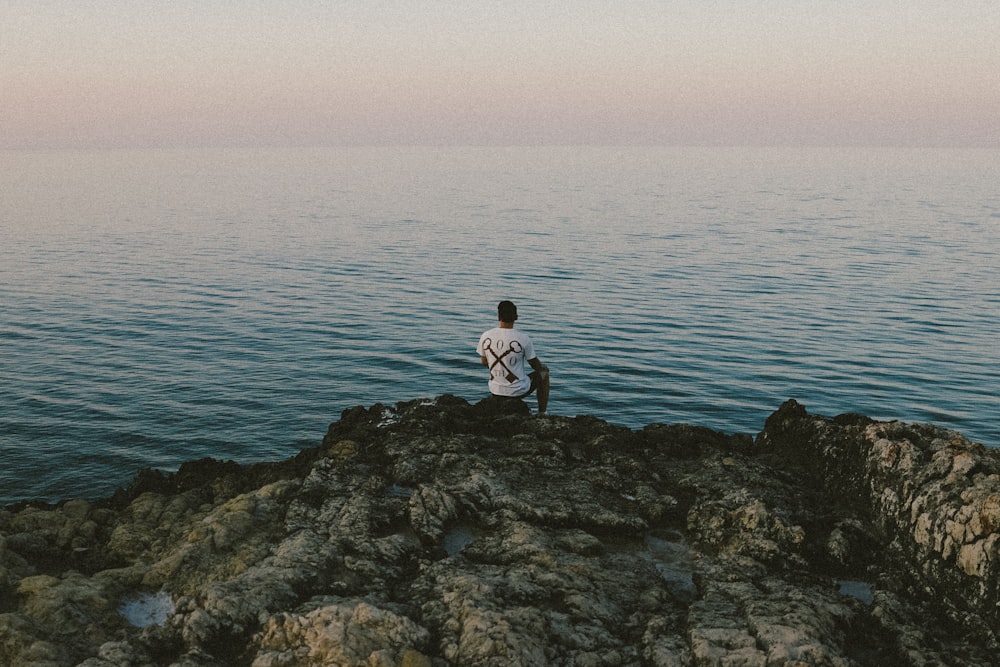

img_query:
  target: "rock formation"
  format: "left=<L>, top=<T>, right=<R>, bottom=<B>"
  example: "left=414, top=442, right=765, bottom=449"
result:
left=1, top=395, right=997, bottom=666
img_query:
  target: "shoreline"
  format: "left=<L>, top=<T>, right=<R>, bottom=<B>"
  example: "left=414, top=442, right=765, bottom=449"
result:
left=1, top=395, right=998, bottom=665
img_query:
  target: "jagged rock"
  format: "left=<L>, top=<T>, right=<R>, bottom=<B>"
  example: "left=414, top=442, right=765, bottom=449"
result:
left=252, top=598, right=431, bottom=667
left=758, top=399, right=1000, bottom=640
left=0, top=395, right=997, bottom=665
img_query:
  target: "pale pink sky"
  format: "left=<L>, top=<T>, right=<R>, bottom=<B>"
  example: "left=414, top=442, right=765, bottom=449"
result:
left=2, top=1, right=998, bottom=149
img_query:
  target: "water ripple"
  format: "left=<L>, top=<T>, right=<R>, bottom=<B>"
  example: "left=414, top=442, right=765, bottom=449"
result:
left=2, top=147, right=998, bottom=504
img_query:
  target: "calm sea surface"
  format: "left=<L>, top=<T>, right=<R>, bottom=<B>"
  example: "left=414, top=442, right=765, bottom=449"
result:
left=2, top=147, right=998, bottom=505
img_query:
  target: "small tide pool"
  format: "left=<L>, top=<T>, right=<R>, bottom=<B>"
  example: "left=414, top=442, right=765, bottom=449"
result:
left=119, top=591, right=175, bottom=628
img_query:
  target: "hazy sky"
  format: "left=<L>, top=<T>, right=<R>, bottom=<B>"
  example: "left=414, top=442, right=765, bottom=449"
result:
left=3, top=1, right=999, bottom=149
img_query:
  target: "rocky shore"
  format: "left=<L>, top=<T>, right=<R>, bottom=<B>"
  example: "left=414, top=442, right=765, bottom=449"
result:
left=2, top=396, right=998, bottom=666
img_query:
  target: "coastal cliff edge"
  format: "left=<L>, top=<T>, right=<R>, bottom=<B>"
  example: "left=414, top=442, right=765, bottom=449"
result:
left=1, top=396, right=997, bottom=666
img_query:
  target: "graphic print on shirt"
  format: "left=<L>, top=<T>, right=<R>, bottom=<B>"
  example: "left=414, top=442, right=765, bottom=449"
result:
left=481, top=338, right=522, bottom=383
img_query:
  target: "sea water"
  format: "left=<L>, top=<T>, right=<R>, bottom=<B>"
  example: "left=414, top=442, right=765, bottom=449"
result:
left=1, top=147, right=998, bottom=505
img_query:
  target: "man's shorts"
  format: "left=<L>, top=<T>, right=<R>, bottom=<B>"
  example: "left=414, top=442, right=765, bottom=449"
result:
left=492, top=371, right=540, bottom=400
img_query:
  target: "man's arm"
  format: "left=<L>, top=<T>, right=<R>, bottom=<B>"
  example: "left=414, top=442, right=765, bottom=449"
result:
left=528, top=357, right=548, bottom=375
left=480, top=355, right=489, bottom=367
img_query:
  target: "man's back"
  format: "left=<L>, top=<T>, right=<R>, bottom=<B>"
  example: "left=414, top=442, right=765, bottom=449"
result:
left=477, top=326, right=536, bottom=396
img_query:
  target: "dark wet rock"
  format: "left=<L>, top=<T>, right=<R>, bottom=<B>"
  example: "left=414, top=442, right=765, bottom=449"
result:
left=1, top=395, right=997, bottom=665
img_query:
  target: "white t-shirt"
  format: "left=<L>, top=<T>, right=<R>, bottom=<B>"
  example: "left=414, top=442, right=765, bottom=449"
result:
left=477, top=326, right=537, bottom=396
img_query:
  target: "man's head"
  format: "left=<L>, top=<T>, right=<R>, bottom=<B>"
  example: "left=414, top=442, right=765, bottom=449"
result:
left=497, top=300, right=518, bottom=324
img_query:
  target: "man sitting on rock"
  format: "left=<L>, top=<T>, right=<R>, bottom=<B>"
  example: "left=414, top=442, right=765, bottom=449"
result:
left=477, top=300, right=550, bottom=413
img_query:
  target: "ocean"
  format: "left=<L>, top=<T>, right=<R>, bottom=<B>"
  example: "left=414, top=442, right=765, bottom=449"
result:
left=2, top=147, right=998, bottom=505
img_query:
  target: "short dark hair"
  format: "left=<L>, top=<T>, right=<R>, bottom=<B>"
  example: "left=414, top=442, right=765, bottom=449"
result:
left=497, top=300, right=518, bottom=323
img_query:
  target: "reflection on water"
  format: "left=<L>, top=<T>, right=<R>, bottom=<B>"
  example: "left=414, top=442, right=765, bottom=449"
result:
left=837, top=579, right=874, bottom=605
left=385, top=484, right=415, bottom=499
left=443, top=522, right=479, bottom=556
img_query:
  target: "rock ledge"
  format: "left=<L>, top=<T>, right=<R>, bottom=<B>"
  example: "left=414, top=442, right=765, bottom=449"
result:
left=1, top=396, right=997, bottom=666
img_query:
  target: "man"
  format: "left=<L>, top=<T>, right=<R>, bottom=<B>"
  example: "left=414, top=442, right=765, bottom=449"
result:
left=477, top=300, right=550, bottom=413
